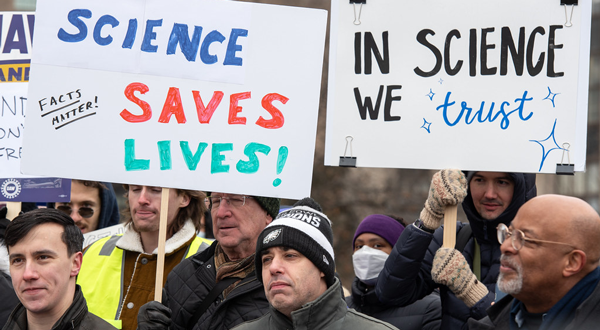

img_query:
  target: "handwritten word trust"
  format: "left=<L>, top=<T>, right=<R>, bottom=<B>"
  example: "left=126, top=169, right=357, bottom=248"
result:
left=436, top=90, right=534, bottom=129
left=57, top=9, right=247, bottom=65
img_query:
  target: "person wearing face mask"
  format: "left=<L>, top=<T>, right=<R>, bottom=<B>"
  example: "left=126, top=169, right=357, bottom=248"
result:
left=347, top=214, right=442, bottom=330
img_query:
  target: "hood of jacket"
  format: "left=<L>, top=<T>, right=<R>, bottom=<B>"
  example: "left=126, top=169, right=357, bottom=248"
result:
left=96, top=182, right=120, bottom=230
left=462, top=172, right=537, bottom=243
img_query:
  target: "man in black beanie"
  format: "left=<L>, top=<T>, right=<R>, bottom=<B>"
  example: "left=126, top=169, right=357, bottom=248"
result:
left=232, top=198, right=398, bottom=330
left=138, top=193, right=280, bottom=330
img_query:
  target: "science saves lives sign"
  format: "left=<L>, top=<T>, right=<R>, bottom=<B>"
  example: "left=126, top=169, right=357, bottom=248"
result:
left=21, top=0, right=327, bottom=199
left=325, top=0, right=592, bottom=173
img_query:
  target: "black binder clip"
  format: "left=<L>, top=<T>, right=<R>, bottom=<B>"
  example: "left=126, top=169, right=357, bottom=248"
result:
left=561, top=0, right=577, bottom=27
left=556, top=143, right=575, bottom=175
left=350, top=0, right=366, bottom=25
left=339, top=136, right=357, bottom=167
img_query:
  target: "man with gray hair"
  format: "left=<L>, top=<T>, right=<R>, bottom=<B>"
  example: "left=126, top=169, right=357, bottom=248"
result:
left=138, top=193, right=280, bottom=330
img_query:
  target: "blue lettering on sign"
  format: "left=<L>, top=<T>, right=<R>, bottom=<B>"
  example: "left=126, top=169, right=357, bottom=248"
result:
left=57, top=9, right=248, bottom=66
left=93, top=15, right=119, bottom=46
left=435, top=90, right=534, bottom=130
left=200, top=30, right=225, bottom=64
left=3, top=14, right=28, bottom=54
left=122, top=19, right=137, bottom=49
left=167, top=24, right=203, bottom=62
left=141, top=19, right=163, bottom=53
left=223, top=28, right=247, bottom=66
left=57, top=9, right=92, bottom=43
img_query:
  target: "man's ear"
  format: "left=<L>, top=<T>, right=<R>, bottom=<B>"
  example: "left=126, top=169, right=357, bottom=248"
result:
left=179, top=193, right=191, bottom=208
left=563, top=250, right=587, bottom=277
left=71, top=251, right=83, bottom=277
left=265, top=214, right=273, bottom=226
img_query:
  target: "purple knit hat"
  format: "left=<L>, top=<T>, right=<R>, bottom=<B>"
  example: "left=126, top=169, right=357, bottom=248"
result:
left=352, top=214, right=405, bottom=249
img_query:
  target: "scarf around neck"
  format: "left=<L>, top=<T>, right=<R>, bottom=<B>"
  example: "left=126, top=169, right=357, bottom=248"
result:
left=214, top=244, right=256, bottom=297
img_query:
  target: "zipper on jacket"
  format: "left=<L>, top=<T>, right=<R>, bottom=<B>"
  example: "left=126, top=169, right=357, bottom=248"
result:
left=483, top=223, right=488, bottom=241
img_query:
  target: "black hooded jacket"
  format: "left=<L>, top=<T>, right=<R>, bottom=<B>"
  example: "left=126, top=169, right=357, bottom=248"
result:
left=47, top=182, right=120, bottom=230
left=96, top=182, right=120, bottom=229
left=376, top=172, right=536, bottom=330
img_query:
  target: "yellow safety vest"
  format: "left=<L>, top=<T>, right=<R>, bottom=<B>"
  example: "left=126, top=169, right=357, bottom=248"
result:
left=77, top=235, right=212, bottom=329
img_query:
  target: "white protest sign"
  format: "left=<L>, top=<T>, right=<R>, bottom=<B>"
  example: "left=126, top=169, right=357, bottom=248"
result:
left=21, top=0, right=327, bottom=199
left=83, top=223, right=125, bottom=248
left=326, top=0, right=592, bottom=173
left=0, top=12, right=34, bottom=178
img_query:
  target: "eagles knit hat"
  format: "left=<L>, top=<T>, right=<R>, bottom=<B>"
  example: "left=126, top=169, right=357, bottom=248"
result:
left=352, top=214, right=405, bottom=249
left=255, top=198, right=335, bottom=287
left=253, top=196, right=280, bottom=219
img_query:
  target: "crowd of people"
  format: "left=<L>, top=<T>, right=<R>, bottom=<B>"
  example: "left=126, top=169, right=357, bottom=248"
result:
left=1, top=169, right=600, bottom=330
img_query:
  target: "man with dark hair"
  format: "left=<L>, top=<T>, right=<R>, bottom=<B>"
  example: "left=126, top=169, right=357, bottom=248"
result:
left=77, top=185, right=213, bottom=330
left=2, top=209, right=115, bottom=330
left=232, top=198, right=397, bottom=330
left=376, top=170, right=537, bottom=329
left=137, top=193, right=280, bottom=330
left=54, top=180, right=120, bottom=233
left=469, top=195, right=600, bottom=329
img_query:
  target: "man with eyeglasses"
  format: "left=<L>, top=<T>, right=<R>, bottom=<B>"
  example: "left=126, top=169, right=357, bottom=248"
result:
left=77, top=185, right=213, bottom=330
left=137, top=192, right=280, bottom=330
left=54, top=180, right=120, bottom=233
left=376, top=169, right=537, bottom=330
left=468, top=194, right=600, bottom=329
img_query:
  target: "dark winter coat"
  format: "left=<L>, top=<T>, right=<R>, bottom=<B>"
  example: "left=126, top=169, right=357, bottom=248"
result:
left=1, top=285, right=115, bottom=330
left=96, top=182, right=120, bottom=229
left=233, top=278, right=398, bottom=330
left=346, top=277, right=441, bottom=330
left=164, top=241, right=269, bottom=330
left=0, top=271, right=19, bottom=327
left=376, top=172, right=536, bottom=330
left=467, top=278, right=600, bottom=330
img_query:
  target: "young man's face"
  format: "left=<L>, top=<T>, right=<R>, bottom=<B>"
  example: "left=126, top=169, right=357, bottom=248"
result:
left=55, top=181, right=101, bottom=233
left=128, top=186, right=190, bottom=234
left=469, top=172, right=515, bottom=220
left=8, top=223, right=82, bottom=319
left=261, top=246, right=327, bottom=318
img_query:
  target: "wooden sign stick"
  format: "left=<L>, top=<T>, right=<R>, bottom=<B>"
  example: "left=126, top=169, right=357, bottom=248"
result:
left=154, top=188, right=170, bottom=302
left=442, top=205, right=457, bottom=248
left=5, top=202, right=22, bottom=220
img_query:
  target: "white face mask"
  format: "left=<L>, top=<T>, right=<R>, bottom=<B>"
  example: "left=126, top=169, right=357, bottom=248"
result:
left=352, top=245, right=389, bottom=286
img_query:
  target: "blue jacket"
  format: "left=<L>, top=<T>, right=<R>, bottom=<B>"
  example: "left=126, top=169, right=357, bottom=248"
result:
left=376, top=172, right=536, bottom=330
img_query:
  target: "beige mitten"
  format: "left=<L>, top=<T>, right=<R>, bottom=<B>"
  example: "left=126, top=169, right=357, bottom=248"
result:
left=419, top=169, right=467, bottom=230
left=432, top=247, right=488, bottom=307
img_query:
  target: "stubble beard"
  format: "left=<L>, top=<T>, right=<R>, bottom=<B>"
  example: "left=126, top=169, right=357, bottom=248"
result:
left=497, top=254, right=523, bottom=294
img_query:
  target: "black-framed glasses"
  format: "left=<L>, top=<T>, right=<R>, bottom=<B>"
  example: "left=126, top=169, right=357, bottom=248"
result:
left=56, top=205, right=94, bottom=218
left=209, top=195, right=252, bottom=208
left=497, top=223, right=578, bottom=251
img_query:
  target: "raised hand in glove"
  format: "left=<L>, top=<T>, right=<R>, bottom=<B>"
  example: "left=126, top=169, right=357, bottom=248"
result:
left=137, top=300, right=172, bottom=330
left=432, top=247, right=488, bottom=307
left=419, top=169, right=467, bottom=231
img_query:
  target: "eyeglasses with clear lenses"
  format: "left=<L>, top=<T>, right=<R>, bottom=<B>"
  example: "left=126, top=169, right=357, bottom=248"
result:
left=56, top=205, right=95, bottom=218
left=209, top=195, right=253, bottom=208
left=496, top=223, right=578, bottom=251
